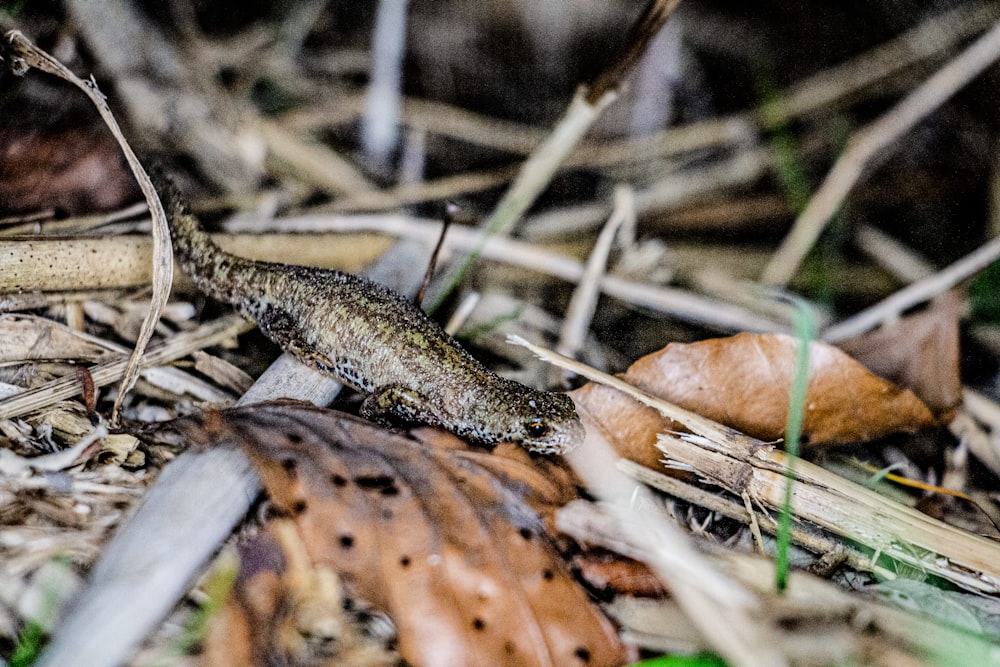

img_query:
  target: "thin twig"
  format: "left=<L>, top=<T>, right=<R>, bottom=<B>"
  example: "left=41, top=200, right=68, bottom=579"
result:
left=259, top=119, right=380, bottom=197
left=777, top=2, right=999, bottom=120
left=0, top=314, right=250, bottom=420
left=415, top=203, right=456, bottom=307
left=761, top=17, right=1000, bottom=286
left=524, top=146, right=773, bottom=241
left=585, top=0, right=682, bottom=103
left=853, top=224, right=935, bottom=283
left=957, top=389, right=1000, bottom=476
left=557, top=186, right=634, bottom=364
left=823, top=234, right=1000, bottom=341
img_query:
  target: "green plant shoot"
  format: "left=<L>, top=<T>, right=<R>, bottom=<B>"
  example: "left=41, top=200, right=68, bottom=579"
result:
left=775, top=296, right=817, bottom=593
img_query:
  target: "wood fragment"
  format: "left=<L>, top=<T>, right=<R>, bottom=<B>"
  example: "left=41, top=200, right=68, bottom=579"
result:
left=514, top=337, right=1000, bottom=595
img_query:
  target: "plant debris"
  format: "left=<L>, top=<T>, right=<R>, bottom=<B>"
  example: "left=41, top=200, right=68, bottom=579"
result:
left=172, top=402, right=626, bottom=667
left=572, top=332, right=937, bottom=469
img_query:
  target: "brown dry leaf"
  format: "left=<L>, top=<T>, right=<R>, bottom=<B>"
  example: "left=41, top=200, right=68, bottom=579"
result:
left=571, top=333, right=935, bottom=468
left=204, top=522, right=398, bottom=667
left=835, top=292, right=962, bottom=421
left=178, top=402, right=625, bottom=667
left=0, top=125, right=138, bottom=216
left=572, top=551, right=666, bottom=599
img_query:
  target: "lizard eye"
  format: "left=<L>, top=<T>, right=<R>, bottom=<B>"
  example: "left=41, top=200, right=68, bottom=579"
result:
left=525, top=419, right=549, bottom=439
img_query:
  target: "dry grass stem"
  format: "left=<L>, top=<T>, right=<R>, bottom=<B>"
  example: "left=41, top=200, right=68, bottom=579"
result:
left=0, top=291, right=132, bottom=313
left=0, top=314, right=249, bottom=421
left=512, top=336, right=1000, bottom=595
left=762, top=17, right=1000, bottom=286
left=285, top=93, right=546, bottom=154
left=956, top=389, right=1000, bottom=475
left=776, top=2, right=1000, bottom=120
left=823, top=233, right=1000, bottom=341
left=853, top=225, right=935, bottom=283
left=557, top=186, right=634, bottom=362
left=259, top=119, right=380, bottom=197
left=395, top=97, right=546, bottom=154
left=562, top=425, right=786, bottom=667
left=585, top=0, right=682, bottom=103
left=524, top=146, right=774, bottom=241
left=0, top=202, right=148, bottom=237
left=443, top=292, right=480, bottom=337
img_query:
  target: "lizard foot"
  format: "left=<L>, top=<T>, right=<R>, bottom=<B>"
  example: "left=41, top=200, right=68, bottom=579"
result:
left=361, top=385, right=440, bottom=429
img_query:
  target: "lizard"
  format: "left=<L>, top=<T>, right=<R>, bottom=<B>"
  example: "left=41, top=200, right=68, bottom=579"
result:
left=150, top=169, right=585, bottom=454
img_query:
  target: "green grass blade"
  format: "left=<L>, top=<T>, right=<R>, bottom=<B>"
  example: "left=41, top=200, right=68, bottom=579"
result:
left=775, top=296, right=817, bottom=593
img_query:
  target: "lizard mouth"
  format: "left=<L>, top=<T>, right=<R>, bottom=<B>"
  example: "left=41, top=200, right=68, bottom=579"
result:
left=524, top=426, right=585, bottom=455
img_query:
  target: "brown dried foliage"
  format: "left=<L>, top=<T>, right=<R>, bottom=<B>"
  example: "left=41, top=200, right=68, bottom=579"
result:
left=175, top=402, right=626, bottom=667
left=0, top=125, right=137, bottom=216
left=836, top=292, right=962, bottom=421
left=571, top=332, right=936, bottom=469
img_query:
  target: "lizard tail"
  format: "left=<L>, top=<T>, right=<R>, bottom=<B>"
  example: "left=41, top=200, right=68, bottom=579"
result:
left=147, top=166, right=254, bottom=304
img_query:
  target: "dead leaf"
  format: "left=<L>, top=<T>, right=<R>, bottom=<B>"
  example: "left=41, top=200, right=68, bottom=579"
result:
left=177, top=402, right=625, bottom=667
left=204, top=521, right=398, bottom=667
left=571, top=333, right=936, bottom=468
left=572, top=550, right=666, bottom=599
left=0, top=125, right=137, bottom=216
left=836, top=292, right=962, bottom=420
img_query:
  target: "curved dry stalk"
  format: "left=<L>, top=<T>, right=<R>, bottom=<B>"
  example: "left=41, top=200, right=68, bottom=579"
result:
left=761, top=17, right=1000, bottom=286
left=512, top=335, right=1000, bottom=596
left=557, top=186, right=635, bottom=362
left=3, top=31, right=175, bottom=425
left=823, top=234, right=1000, bottom=341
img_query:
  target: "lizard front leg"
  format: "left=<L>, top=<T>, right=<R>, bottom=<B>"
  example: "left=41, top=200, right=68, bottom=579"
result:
left=361, top=384, right=442, bottom=429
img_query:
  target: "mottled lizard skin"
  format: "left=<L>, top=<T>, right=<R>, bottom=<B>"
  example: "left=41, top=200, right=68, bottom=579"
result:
left=151, top=170, right=584, bottom=453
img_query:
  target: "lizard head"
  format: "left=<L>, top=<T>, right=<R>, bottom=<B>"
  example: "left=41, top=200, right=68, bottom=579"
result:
left=503, top=389, right=585, bottom=454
